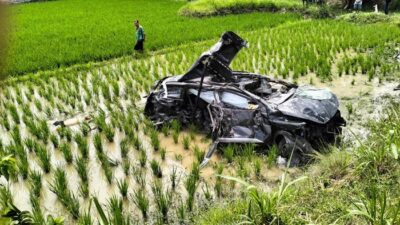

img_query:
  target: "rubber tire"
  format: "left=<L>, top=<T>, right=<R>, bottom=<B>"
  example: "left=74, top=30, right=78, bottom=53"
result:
left=278, top=138, right=303, bottom=167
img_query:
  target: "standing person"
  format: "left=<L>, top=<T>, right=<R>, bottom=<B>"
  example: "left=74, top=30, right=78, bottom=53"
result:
left=353, top=0, right=362, bottom=11
left=134, top=20, right=145, bottom=52
left=384, top=0, right=391, bottom=14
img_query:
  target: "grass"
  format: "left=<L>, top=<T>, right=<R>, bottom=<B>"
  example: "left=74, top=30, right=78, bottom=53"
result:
left=151, top=181, right=172, bottom=223
left=60, top=142, right=73, bottom=164
left=132, top=188, right=149, bottom=221
left=29, top=170, right=42, bottom=197
left=6, top=0, right=300, bottom=76
left=182, top=135, right=190, bottom=150
left=75, top=134, right=89, bottom=159
left=75, top=157, right=88, bottom=183
left=179, top=0, right=302, bottom=17
left=117, top=178, right=129, bottom=198
left=150, top=159, right=163, bottom=178
left=224, top=145, right=235, bottom=164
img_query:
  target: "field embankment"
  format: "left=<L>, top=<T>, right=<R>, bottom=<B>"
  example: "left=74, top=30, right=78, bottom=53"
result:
left=179, top=0, right=302, bottom=17
left=5, top=0, right=300, bottom=76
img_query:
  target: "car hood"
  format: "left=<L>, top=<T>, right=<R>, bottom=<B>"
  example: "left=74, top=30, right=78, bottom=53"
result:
left=276, top=86, right=339, bottom=124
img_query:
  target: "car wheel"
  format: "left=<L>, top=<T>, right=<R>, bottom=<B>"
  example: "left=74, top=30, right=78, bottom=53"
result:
left=277, top=138, right=304, bottom=167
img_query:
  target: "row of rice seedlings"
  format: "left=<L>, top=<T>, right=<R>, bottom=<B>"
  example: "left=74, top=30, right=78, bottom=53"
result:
left=151, top=180, right=172, bottom=223
left=35, top=144, right=51, bottom=173
left=49, top=167, right=80, bottom=219
left=30, top=192, right=45, bottom=224
left=193, top=145, right=205, bottom=164
left=214, top=165, right=224, bottom=198
left=182, top=136, right=190, bottom=150
left=120, top=138, right=130, bottom=158
left=29, top=170, right=42, bottom=197
left=150, top=128, right=160, bottom=151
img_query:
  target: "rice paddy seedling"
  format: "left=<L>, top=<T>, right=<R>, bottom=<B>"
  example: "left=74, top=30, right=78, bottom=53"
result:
left=131, top=188, right=149, bottom=221
left=182, top=135, right=190, bottom=150
left=107, top=196, right=131, bottom=224
left=30, top=192, right=45, bottom=224
left=177, top=200, right=186, bottom=224
left=253, top=158, right=262, bottom=178
left=29, top=170, right=42, bottom=197
left=150, top=159, right=162, bottom=178
left=161, top=123, right=169, bottom=136
left=17, top=152, right=29, bottom=179
left=224, top=144, right=235, bottom=164
left=171, top=119, right=181, bottom=133
left=266, top=145, right=278, bottom=168
left=170, top=166, right=178, bottom=190
left=173, top=130, right=179, bottom=144
left=193, top=145, right=205, bottom=163
left=122, top=159, right=130, bottom=175
left=132, top=134, right=141, bottom=150
left=139, top=150, right=147, bottom=167
left=94, top=133, right=103, bottom=153
left=60, top=142, right=73, bottom=164
left=8, top=104, right=20, bottom=124
left=117, top=178, right=129, bottom=198
left=49, top=167, right=80, bottom=219
left=151, top=181, right=171, bottom=223
left=1, top=115, right=11, bottom=131
left=185, top=174, right=199, bottom=212
left=75, top=134, right=89, bottom=159
left=243, top=144, right=256, bottom=160
left=214, top=178, right=222, bottom=198
left=11, top=126, right=22, bottom=145
left=150, top=128, right=160, bottom=151
left=104, top=124, right=115, bottom=142
left=160, top=147, right=166, bottom=160
left=202, top=183, right=213, bottom=201
left=50, top=134, right=59, bottom=149
left=36, top=145, right=51, bottom=173
left=75, top=157, right=88, bottom=183
left=58, top=127, right=72, bottom=142
left=77, top=212, right=93, bottom=225
left=80, top=122, right=91, bottom=137
left=79, top=182, right=89, bottom=199
left=120, top=138, right=130, bottom=158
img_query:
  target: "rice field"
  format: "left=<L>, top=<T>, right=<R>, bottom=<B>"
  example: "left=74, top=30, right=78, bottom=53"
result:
left=5, top=0, right=300, bottom=76
left=0, top=16, right=399, bottom=224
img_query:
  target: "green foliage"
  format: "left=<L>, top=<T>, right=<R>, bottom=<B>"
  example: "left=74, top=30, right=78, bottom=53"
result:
left=224, top=144, right=235, bottom=163
left=7, top=0, right=299, bottom=76
left=117, top=179, right=129, bottom=198
left=182, top=135, right=190, bottom=150
left=151, top=181, right=172, bottom=223
left=60, top=142, right=73, bottom=164
left=132, top=188, right=149, bottom=221
left=150, top=159, right=162, bottom=178
left=266, top=145, right=278, bottom=168
left=180, top=0, right=302, bottom=17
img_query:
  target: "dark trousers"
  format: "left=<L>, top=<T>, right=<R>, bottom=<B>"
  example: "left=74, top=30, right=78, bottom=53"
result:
left=384, top=2, right=390, bottom=14
left=134, top=40, right=144, bottom=51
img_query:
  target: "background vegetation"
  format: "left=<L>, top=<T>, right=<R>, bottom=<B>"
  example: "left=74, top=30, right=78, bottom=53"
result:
left=6, top=0, right=299, bottom=76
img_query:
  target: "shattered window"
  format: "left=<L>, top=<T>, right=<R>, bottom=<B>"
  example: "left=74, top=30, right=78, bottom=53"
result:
left=188, top=89, right=215, bottom=103
left=295, top=86, right=333, bottom=100
left=220, top=91, right=249, bottom=109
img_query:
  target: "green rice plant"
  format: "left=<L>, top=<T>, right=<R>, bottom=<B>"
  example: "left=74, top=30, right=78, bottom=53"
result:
left=98, top=152, right=113, bottom=184
left=253, top=158, right=262, bottom=178
left=94, top=133, right=103, bottom=153
left=346, top=102, right=354, bottom=115
left=122, top=158, right=130, bottom=175
left=120, top=138, right=130, bottom=158
left=0, top=154, right=18, bottom=181
left=75, top=157, right=88, bottom=183
left=150, top=129, right=160, bottom=151
left=133, top=134, right=141, bottom=151
left=224, top=144, right=235, bottom=164
left=60, top=142, right=73, bottom=164
left=107, top=195, right=130, bottom=224
left=17, top=151, right=29, bottom=180
left=193, top=145, right=205, bottom=163
left=58, top=127, right=72, bottom=142
left=36, top=145, right=51, bottom=173
left=117, top=178, right=129, bottom=198
left=38, top=120, right=50, bottom=143
left=267, top=145, right=278, bottom=168
left=75, top=134, right=89, bottom=159
left=139, top=150, right=147, bottom=167
left=80, top=122, right=91, bottom=137
left=237, top=156, right=250, bottom=178
left=171, top=119, right=181, bottom=133
left=34, top=99, right=42, bottom=111
left=185, top=174, right=199, bottom=212
left=133, top=168, right=146, bottom=188
left=49, top=167, right=80, bottom=219
left=170, top=166, right=178, bottom=191
left=29, top=170, right=42, bottom=197
left=77, top=211, right=93, bottom=225
left=79, top=181, right=89, bottom=199
left=214, top=178, right=223, bottom=198
left=243, top=144, right=256, bottom=160
left=150, top=159, right=162, bottom=178
left=172, top=130, right=179, bottom=144
left=151, top=181, right=172, bottom=223
left=202, top=183, right=213, bottom=201
left=8, top=104, right=20, bottom=124
left=182, top=135, right=190, bottom=150
left=30, top=192, right=45, bottom=224
left=104, top=124, right=115, bottom=142
left=1, top=115, right=11, bottom=131
left=161, top=123, right=169, bottom=136
left=177, top=200, right=186, bottom=224
left=11, top=126, right=22, bottom=145
left=160, top=147, right=166, bottom=160
left=131, top=188, right=149, bottom=221
left=188, top=123, right=197, bottom=140
left=50, top=134, right=59, bottom=149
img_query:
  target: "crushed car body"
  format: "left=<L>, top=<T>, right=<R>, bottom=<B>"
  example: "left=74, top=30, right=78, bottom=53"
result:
left=145, top=31, right=346, bottom=166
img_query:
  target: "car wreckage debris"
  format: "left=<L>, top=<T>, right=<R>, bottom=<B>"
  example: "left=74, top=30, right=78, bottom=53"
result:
left=145, top=31, right=346, bottom=167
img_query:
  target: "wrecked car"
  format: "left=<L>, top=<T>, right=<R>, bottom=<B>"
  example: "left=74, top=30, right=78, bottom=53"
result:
left=145, top=31, right=346, bottom=166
